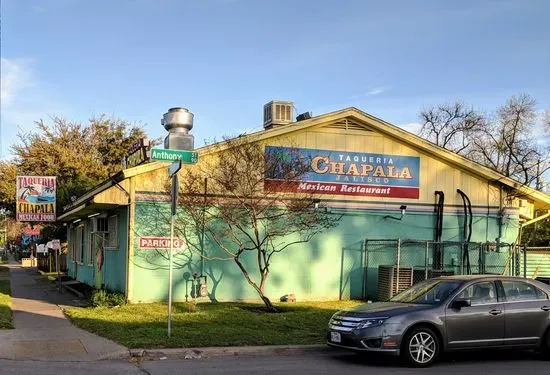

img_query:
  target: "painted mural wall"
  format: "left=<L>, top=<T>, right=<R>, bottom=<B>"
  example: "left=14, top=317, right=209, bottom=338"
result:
left=115, top=118, right=526, bottom=303
left=263, top=125, right=504, bottom=210
left=129, top=200, right=518, bottom=303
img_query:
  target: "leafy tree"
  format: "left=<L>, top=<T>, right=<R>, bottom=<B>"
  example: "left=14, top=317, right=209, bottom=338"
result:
left=7, top=115, right=154, bottom=241
left=11, top=115, right=150, bottom=211
left=523, top=220, right=550, bottom=247
left=0, top=161, right=17, bottom=213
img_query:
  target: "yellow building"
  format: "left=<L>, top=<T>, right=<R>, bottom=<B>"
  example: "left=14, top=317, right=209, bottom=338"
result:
left=59, top=103, right=550, bottom=303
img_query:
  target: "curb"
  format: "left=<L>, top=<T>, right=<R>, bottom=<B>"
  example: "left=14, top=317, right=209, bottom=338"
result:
left=129, top=344, right=328, bottom=360
left=99, top=349, right=132, bottom=361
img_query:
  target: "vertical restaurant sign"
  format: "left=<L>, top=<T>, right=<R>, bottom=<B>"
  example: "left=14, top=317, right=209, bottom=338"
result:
left=124, top=138, right=151, bottom=169
left=264, top=146, right=420, bottom=199
left=16, top=176, right=57, bottom=221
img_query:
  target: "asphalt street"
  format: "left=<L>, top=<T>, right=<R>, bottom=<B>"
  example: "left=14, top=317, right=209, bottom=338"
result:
left=1, top=349, right=548, bottom=375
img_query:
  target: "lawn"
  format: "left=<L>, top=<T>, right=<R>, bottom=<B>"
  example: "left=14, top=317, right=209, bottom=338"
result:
left=0, top=279, right=13, bottom=329
left=65, top=300, right=363, bottom=348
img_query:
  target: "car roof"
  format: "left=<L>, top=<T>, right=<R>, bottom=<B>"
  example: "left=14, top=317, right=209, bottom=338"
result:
left=436, top=275, right=530, bottom=281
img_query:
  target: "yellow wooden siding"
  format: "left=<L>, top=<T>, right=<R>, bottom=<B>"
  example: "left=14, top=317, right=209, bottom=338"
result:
left=130, top=121, right=503, bottom=209
left=135, top=167, right=169, bottom=192
left=93, top=179, right=130, bottom=205
left=269, top=126, right=499, bottom=207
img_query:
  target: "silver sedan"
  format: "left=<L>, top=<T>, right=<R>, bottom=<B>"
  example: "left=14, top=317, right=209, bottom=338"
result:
left=328, top=275, right=550, bottom=367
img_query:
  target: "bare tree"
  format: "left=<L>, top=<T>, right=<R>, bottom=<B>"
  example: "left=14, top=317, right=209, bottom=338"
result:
left=470, top=94, right=550, bottom=186
left=419, top=101, right=487, bottom=155
left=171, top=136, right=340, bottom=312
left=419, top=95, right=550, bottom=188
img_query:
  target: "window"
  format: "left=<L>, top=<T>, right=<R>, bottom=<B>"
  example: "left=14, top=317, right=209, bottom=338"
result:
left=264, top=105, right=272, bottom=122
left=390, top=279, right=463, bottom=305
left=70, top=228, right=77, bottom=262
left=105, top=215, right=118, bottom=248
left=87, top=221, right=93, bottom=265
left=502, top=281, right=548, bottom=302
left=455, top=281, right=498, bottom=306
left=76, top=225, right=84, bottom=263
left=96, top=217, right=108, bottom=232
left=67, top=228, right=73, bottom=262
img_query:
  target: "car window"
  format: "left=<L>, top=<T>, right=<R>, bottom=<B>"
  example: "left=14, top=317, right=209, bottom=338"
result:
left=502, top=281, right=548, bottom=302
left=455, top=281, right=497, bottom=306
left=390, top=279, right=463, bottom=305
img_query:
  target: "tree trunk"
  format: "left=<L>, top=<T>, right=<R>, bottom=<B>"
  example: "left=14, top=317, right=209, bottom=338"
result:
left=260, top=294, right=276, bottom=312
left=234, top=257, right=277, bottom=312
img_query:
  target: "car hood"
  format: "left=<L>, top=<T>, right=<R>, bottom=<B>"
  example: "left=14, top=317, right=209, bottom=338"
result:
left=336, top=302, right=432, bottom=318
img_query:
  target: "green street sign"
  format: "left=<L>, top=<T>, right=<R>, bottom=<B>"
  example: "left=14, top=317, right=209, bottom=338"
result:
left=151, top=148, right=198, bottom=164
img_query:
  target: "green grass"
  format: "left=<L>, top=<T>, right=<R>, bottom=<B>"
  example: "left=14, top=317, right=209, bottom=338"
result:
left=65, top=300, right=362, bottom=348
left=0, top=280, right=13, bottom=329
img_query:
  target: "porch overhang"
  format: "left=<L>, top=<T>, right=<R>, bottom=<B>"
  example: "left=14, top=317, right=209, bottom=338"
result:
left=58, top=179, right=131, bottom=222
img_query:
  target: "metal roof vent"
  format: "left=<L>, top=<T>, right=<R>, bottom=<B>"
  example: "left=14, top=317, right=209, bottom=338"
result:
left=161, top=107, right=194, bottom=150
left=263, top=100, right=294, bottom=130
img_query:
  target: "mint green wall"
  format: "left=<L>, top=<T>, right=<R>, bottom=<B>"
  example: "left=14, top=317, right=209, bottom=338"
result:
left=130, top=201, right=519, bottom=303
left=102, top=207, right=128, bottom=293
left=74, top=223, right=95, bottom=286
left=66, top=208, right=129, bottom=293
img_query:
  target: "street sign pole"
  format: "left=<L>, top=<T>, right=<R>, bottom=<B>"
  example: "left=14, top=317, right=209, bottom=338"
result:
left=167, top=195, right=175, bottom=338
left=167, top=160, right=181, bottom=338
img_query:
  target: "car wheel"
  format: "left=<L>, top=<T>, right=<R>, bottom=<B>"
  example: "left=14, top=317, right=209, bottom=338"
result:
left=401, top=327, right=439, bottom=367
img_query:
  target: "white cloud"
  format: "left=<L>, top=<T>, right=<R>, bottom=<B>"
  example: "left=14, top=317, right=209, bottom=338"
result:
left=367, top=86, right=390, bottom=96
left=0, top=58, right=34, bottom=109
left=0, top=58, right=67, bottom=159
left=398, top=122, right=422, bottom=134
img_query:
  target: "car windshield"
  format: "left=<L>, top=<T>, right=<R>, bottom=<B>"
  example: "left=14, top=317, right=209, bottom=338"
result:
left=390, top=279, right=464, bottom=305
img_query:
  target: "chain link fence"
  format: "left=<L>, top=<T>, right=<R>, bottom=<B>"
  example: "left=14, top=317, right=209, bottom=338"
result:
left=362, top=239, right=524, bottom=301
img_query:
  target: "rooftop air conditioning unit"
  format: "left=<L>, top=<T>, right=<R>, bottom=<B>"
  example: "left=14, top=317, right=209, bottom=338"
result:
left=263, top=100, right=294, bottom=129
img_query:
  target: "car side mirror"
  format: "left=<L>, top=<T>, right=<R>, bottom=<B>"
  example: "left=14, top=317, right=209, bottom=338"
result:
left=451, top=298, right=471, bottom=309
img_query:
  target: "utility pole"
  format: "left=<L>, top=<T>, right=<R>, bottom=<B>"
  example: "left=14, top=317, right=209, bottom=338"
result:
left=156, top=107, right=198, bottom=339
left=167, top=160, right=181, bottom=338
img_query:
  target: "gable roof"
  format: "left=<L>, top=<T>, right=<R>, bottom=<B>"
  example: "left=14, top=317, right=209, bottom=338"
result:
left=59, top=106, right=550, bottom=219
left=218, top=107, right=550, bottom=209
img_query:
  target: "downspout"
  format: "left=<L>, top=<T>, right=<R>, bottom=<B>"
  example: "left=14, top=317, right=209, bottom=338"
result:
left=434, top=191, right=445, bottom=270
left=465, top=192, right=474, bottom=273
left=457, top=189, right=472, bottom=274
left=497, top=186, right=505, bottom=243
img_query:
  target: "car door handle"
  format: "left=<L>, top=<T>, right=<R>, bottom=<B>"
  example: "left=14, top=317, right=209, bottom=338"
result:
left=542, top=306, right=550, bottom=312
left=489, top=309, right=502, bottom=315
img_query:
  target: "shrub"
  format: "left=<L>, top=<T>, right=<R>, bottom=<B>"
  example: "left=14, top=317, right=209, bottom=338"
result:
left=90, top=289, right=127, bottom=308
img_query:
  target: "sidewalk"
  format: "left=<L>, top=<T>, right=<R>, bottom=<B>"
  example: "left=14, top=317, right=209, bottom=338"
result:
left=0, top=259, right=129, bottom=361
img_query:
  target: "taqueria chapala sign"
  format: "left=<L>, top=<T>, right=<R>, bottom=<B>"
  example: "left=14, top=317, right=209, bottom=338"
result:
left=16, top=176, right=57, bottom=221
left=264, top=146, right=420, bottom=199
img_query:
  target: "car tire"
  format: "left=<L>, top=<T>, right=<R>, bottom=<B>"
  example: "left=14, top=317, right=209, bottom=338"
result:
left=401, top=326, right=440, bottom=367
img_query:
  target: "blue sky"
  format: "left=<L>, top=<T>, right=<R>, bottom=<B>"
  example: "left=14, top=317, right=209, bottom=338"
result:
left=1, top=0, right=549, bottom=158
